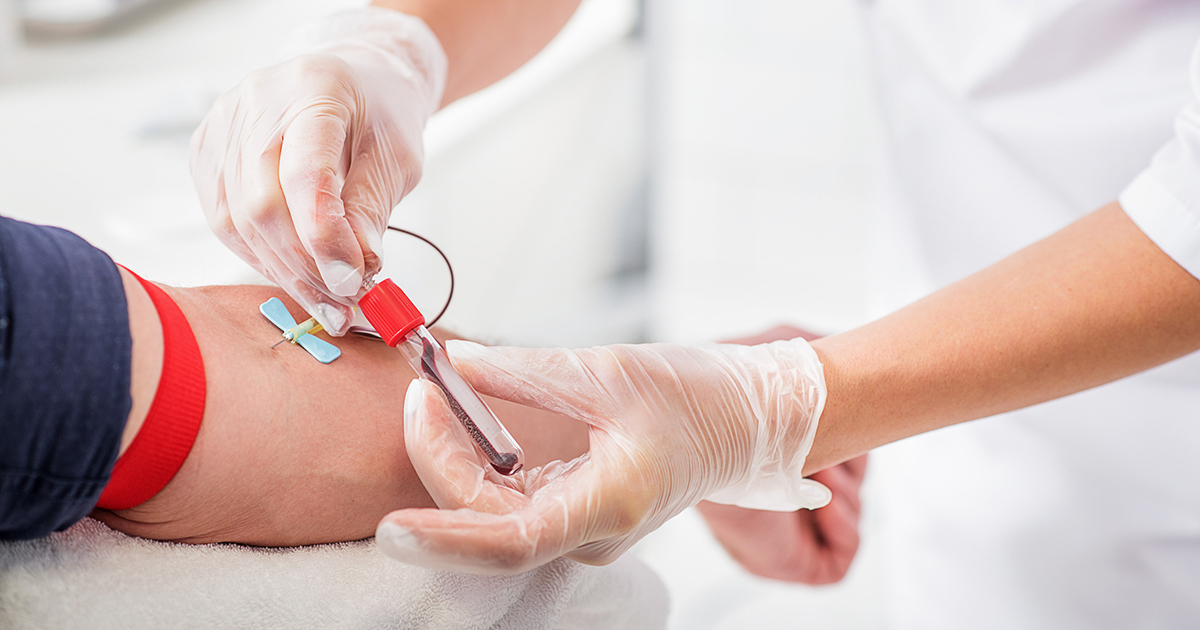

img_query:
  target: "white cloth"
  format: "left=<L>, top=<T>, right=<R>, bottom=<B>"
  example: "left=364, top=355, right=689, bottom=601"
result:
left=0, top=517, right=668, bottom=630
left=863, top=0, right=1200, bottom=627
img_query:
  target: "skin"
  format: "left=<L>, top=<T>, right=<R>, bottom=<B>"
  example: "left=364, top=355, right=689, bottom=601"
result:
left=373, top=0, right=584, bottom=106
left=94, top=274, right=587, bottom=546
left=696, top=456, right=866, bottom=585
left=804, top=203, right=1200, bottom=474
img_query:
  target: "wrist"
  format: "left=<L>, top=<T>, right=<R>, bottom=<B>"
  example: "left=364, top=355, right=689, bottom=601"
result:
left=703, top=339, right=830, bottom=511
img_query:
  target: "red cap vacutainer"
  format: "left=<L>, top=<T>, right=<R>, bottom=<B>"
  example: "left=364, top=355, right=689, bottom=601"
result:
left=359, top=278, right=425, bottom=346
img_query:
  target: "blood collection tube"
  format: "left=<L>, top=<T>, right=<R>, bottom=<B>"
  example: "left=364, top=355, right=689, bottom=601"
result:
left=359, top=279, right=525, bottom=475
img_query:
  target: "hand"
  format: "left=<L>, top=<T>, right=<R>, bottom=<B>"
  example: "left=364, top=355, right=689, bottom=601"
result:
left=189, top=8, right=446, bottom=335
left=374, top=339, right=830, bottom=574
left=696, top=454, right=867, bottom=584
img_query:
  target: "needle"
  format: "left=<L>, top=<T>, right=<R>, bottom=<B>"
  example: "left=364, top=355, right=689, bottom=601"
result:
left=270, top=318, right=323, bottom=349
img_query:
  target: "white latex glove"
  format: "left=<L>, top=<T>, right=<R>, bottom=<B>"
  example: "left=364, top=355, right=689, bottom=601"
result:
left=190, top=8, right=447, bottom=334
left=377, top=339, right=831, bottom=575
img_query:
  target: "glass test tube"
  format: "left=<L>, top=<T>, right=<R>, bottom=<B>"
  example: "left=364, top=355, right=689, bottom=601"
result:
left=396, top=326, right=524, bottom=475
left=359, top=278, right=525, bottom=475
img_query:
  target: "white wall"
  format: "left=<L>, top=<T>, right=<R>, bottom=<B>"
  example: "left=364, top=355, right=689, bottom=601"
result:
left=647, top=0, right=881, bottom=343
left=634, top=2, right=888, bottom=628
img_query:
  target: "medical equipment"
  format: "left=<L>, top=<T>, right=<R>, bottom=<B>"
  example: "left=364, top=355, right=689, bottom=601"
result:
left=360, top=278, right=524, bottom=475
left=260, top=298, right=341, bottom=364
left=272, top=318, right=323, bottom=349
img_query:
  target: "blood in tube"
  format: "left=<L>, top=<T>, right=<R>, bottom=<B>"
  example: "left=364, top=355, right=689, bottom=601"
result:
left=416, top=335, right=522, bottom=475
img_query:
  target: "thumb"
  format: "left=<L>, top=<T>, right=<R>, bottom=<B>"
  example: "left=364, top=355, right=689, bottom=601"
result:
left=404, top=379, right=527, bottom=515
left=444, top=341, right=613, bottom=424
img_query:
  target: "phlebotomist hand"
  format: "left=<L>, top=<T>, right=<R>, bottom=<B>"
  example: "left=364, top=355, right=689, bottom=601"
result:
left=189, top=8, right=446, bottom=336
left=191, top=0, right=587, bottom=335
left=375, top=338, right=832, bottom=574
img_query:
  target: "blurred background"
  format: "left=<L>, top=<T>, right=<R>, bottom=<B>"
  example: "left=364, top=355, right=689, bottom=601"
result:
left=0, top=0, right=886, bottom=626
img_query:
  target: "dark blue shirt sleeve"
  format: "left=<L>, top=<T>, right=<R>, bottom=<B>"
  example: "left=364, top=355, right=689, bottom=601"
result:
left=0, top=215, right=131, bottom=540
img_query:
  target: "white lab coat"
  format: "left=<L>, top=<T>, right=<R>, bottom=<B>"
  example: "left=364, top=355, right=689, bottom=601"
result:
left=864, top=1, right=1200, bottom=627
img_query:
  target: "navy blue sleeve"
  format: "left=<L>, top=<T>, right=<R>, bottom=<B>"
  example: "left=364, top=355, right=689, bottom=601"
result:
left=0, top=215, right=131, bottom=540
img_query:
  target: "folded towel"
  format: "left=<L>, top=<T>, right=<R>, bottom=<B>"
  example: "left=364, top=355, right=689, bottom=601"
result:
left=0, top=518, right=668, bottom=629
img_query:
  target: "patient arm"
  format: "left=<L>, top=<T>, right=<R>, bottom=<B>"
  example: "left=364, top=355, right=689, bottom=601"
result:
left=92, top=278, right=588, bottom=546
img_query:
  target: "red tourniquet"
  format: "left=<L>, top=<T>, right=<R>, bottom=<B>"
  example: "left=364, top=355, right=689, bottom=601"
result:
left=96, top=269, right=206, bottom=511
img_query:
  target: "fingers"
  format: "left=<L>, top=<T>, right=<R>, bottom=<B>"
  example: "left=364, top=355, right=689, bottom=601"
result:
left=389, top=379, right=615, bottom=574
left=219, top=120, right=355, bottom=335
left=278, top=86, right=366, bottom=297
left=841, top=453, right=869, bottom=482
left=376, top=497, right=577, bottom=575
left=804, top=465, right=864, bottom=583
left=404, top=379, right=528, bottom=514
left=375, top=473, right=596, bottom=575
left=191, top=55, right=381, bottom=333
left=444, top=341, right=613, bottom=423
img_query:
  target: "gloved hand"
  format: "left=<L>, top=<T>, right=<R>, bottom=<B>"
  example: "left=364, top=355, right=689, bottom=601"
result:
left=189, top=8, right=447, bottom=334
left=376, top=339, right=831, bottom=575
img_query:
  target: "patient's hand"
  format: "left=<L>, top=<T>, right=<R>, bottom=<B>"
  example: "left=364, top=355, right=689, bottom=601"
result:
left=695, top=324, right=866, bottom=584
left=696, top=455, right=867, bottom=584
left=93, top=284, right=587, bottom=546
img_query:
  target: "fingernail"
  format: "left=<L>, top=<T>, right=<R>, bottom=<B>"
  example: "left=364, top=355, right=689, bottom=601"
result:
left=315, top=303, right=348, bottom=333
left=322, top=261, right=363, bottom=297
left=445, top=339, right=488, bottom=361
left=364, top=229, right=384, bottom=261
left=376, top=521, right=422, bottom=558
left=404, top=379, right=425, bottom=420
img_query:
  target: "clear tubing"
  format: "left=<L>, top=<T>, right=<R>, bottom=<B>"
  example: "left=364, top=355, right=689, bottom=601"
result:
left=397, top=326, right=525, bottom=475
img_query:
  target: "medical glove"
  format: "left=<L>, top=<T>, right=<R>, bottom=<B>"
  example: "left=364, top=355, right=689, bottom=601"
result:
left=376, top=339, right=831, bottom=575
left=189, top=8, right=446, bottom=334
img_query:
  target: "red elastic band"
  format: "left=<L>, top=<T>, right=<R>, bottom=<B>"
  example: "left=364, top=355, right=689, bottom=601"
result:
left=97, top=269, right=206, bottom=511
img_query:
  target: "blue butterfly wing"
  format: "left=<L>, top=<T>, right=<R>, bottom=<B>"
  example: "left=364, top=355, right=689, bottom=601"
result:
left=259, top=297, right=298, bottom=331
left=297, top=335, right=342, bottom=364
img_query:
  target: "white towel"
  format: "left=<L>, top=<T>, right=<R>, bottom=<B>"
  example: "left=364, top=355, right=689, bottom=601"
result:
left=0, top=518, right=668, bottom=629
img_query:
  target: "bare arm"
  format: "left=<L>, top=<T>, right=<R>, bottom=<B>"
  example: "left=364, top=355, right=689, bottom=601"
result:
left=804, top=202, right=1200, bottom=474
left=98, top=279, right=587, bottom=546
left=374, top=0, right=583, bottom=105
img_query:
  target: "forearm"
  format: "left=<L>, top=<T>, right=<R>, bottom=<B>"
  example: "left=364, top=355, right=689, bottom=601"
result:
left=373, top=0, right=582, bottom=105
left=804, top=202, right=1200, bottom=474
left=103, top=282, right=587, bottom=545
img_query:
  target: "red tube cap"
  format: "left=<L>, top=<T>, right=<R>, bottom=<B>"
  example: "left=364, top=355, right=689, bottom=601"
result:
left=359, top=279, right=425, bottom=346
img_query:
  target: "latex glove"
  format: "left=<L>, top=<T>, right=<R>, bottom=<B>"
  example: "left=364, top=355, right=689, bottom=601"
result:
left=189, top=8, right=447, bottom=334
left=376, top=339, right=831, bottom=575
left=689, top=324, right=864, bottom=584
left=697, top=454, right=868, bottom=584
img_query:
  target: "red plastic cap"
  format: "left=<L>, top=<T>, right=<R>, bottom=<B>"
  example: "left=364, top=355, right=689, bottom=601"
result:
left=359, top=279, right=425, bottom=346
